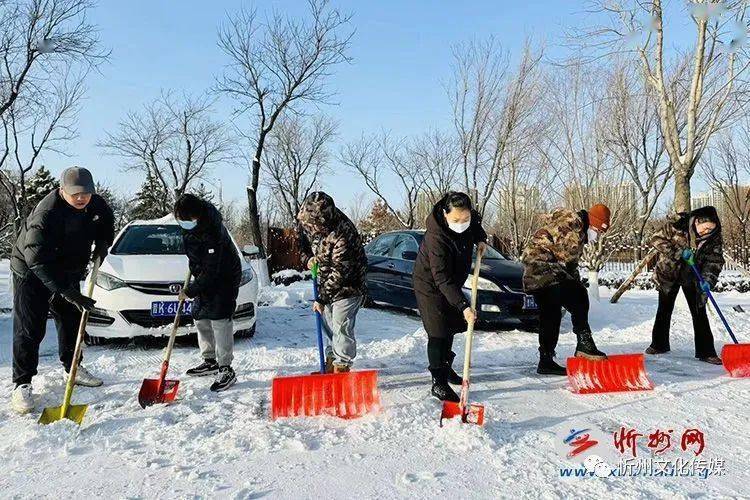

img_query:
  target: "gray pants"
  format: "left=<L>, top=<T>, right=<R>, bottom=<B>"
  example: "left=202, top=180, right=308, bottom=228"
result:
left=320, top=295, right=363, bottom=368
left=195, top=318, right=234, bottom=367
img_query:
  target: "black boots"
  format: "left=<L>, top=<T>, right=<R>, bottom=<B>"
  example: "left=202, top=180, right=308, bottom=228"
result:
left=430, top=367, right=460, bottom=402
left=445, top=351, right=463, bottom=385
left=574, top=330, right=607, bottom=360
left=537, top=351, right=567, bottom=376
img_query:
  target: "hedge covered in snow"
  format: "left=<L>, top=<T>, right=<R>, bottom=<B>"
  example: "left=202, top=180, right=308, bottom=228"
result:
left=584, top=270, right=750, bottom=293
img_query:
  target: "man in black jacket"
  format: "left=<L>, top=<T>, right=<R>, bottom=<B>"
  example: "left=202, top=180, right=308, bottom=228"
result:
left=10, top=167, right=114, bottom=414
left=175, top=194, right=242, bottom=392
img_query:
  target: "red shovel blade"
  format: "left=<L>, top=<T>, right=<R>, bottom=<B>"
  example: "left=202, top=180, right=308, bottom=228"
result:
left=567, top=353, right=654, bottom=394
left=271, top=370, right=380, bottom=420
left=138, top=378, right=180, bottom=408
left=722, top=343, right=750, bottom=377
left=440, top=401, right=485, bottom=426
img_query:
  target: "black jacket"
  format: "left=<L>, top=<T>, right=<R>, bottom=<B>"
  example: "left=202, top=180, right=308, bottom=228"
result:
left=11, top=190, right=115, bottom=292
left=182, top=200, right=242, bottom=320
left=412, top=203, right=487, bottom=338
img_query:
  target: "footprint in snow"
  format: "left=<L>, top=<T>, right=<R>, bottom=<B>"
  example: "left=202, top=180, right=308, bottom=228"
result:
left=400, top=471, right=446, bottom=484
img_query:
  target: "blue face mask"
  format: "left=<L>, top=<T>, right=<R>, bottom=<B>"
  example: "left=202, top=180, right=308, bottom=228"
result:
left=177, top=219, right=197, bottom=230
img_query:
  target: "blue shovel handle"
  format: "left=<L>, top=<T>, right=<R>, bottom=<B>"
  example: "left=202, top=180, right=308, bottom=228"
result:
left=311, top=263, right=326, bottom=374
left=683, top=252, right=739, bottom=345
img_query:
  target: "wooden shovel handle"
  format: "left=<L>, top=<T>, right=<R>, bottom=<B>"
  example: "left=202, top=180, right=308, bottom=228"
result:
left=163, top=269, right=192, bottom=364
left=460, top=246, right=485, bottom=412
left=61, top=258, right=101, bottom=417
left=610, top=249, right=657, bottom=304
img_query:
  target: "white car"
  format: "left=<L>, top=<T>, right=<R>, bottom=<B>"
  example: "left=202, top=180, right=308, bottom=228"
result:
left=84, top=215, right=259, bottom=344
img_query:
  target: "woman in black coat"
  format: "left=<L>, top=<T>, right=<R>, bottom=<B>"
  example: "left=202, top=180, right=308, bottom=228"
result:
left=412, top=192, right=487, bottom=402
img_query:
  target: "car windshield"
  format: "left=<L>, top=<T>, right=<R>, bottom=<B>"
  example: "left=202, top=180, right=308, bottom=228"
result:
left=112, top=225, right=185, bottom=255
left=475, top=245, right=505, bottom=260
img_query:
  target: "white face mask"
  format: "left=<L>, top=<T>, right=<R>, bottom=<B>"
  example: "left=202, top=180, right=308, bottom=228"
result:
left=178, top=219, right=198, bottom=231
left=587, top=228, right=599, bottom=243
left=448, top=219, right=471, bottom=234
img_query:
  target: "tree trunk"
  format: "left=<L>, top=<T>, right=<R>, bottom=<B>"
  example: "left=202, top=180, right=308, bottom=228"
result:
left=588, top=270, right=600, bottom=302
left=673, top=169, right=692, bottom=213
left=245, top=185, right=266, bottom=259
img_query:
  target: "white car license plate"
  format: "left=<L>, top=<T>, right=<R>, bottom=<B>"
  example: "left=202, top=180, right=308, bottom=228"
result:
left=151, top=301, right=193, bottom=317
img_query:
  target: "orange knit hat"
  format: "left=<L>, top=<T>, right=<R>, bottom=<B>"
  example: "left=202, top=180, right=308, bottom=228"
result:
left=588, top=204, right=611, bottom=232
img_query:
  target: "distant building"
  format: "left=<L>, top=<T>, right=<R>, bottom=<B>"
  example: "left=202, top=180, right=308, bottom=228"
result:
left=563, top=182, right=638, bottom=215
left=691, top=187, right=725, bottom=213
left=496, top=185, right=543, bottom=211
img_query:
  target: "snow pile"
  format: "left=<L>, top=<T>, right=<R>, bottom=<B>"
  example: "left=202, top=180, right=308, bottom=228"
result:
left=271, top=268, right=311, bottom=286
left=0, top=281, right=749, bottom=497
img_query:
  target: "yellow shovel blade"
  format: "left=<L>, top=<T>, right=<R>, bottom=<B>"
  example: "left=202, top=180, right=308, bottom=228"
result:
left=38, top=404, right=88, bottom=425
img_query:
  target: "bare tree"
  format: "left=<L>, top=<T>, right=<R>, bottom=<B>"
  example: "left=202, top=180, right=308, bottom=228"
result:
left=703, top=125, right=750, bottom=264
left=0, top=0, right=105, bottom=119
left=262, top=113, right=337, bottom=224
left=100, top=92, right=233, bottom=203
left=408, top=129, right=459, bottom=204
left=215, top=0, right=353, bottom=261
left=580, top=1, right=750, bottom=212
left=491, top=150, right=554, bottom=258
left=344, top=193, right=371, bottom=228
left=0, top=73, right=83, bottom=236
left=603, top=63, right=672, bottom=259
left=449, top=39, right=544, bottom=216
left=340, top=132, right=423, bottom=229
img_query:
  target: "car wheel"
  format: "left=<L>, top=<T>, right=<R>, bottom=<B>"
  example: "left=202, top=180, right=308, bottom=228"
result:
left=84, top=333, right=108, bottom=346
left=235, top=323, right=256, bottom=339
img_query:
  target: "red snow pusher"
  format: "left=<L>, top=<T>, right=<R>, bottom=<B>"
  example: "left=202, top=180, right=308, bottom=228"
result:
left=567, top=354, right=654, bottom=394
left=271, top=264, right=381, bottom=420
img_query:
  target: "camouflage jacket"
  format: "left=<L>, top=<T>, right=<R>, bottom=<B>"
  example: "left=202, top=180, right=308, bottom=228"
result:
left=650, top=206, right=724, bottom=291
left=298, top=192, right=368, bottom=305
left=521, top=208, right=588, bottom=292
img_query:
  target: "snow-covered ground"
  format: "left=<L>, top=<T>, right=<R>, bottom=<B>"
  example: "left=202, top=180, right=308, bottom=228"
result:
left=1, top=259, right=749, bottom=499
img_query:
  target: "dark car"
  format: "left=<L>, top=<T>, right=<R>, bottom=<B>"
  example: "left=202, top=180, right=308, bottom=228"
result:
left=364, top=230, right=539, bottom=330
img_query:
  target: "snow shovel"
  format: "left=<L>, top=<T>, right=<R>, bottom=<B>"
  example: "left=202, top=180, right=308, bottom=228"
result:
left=138, top=270, right=191, bottom=408
left=567, top=354, right=654, bottom=394
left=684, top=251, right=750, bottom=377
left=440, top=248, right=485, bottom=426
left=39, top=259, right=101, bottom=425
left=568, top=283, right=655, bottom=394
left=270, top=264, right=380, bottom=420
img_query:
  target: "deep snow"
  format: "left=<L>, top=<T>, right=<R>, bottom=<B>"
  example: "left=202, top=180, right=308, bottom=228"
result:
left=1, top=260, right=749, bottom=499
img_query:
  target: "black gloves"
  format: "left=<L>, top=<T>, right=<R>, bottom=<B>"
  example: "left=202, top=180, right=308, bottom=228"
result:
left=61, top=288, right=96, bottom=312
left=92, top=241, right=109, bottom=263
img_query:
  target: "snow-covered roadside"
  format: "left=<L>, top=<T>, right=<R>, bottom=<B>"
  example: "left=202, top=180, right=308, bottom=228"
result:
left=1, top=259, right=12, bottom=311
left=0, top=274, right=749, bottom=498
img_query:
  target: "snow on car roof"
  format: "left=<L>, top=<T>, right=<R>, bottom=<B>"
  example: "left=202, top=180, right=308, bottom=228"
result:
left=127, top=214, right=178, bottom=226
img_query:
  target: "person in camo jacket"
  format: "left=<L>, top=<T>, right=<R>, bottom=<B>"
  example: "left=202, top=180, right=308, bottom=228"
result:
left=521, top=204, right=611, bottom=376
left=647, top=206, right=724, bottom=365
left=297, top=191, right=368, bottom=373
